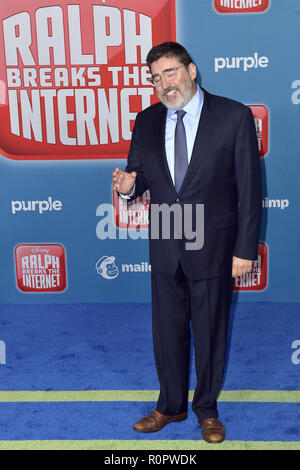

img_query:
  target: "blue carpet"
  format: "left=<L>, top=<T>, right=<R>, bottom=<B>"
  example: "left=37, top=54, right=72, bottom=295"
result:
left=0, top=402, right=299, bottom=441
left=0, top=302, right=299, bottom=444
left=0, top=302, right=299, bottom=391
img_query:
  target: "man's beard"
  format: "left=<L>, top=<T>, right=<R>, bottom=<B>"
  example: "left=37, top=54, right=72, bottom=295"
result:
left=160, top=83, right=195, bottom=110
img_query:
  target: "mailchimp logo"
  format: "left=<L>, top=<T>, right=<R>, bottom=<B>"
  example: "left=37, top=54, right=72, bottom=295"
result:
left=262, top=198, right=289, bottom=210
left=95, top=256, right=151, bottom=279
left=214, top=0, right=270, bottom=13
left=96, top=256, right=119, bottom=280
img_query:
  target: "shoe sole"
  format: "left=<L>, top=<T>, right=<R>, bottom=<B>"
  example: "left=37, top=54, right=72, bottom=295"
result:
left=202, top=436, right=225, bottom=444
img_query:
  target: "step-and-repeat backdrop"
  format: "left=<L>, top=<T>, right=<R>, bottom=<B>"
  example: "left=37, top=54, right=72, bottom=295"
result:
left=0, top=0, right=298, bottom=303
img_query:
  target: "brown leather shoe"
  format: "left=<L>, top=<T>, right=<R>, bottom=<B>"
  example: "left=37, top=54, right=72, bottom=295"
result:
left=199, top=418, right=225, bottom=443
left=134, top=410, right=187, bottom=433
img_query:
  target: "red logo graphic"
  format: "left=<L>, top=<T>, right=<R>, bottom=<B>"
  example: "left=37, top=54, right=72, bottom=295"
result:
left=113, top=189, right=150, bottom=229
left=234, top=242, right=268, bottom=291
left=249, top=105, right=269, bottom=157
left=214, top=0, right=270, bottom=13
left=15, top=244, right=67, bottom=292
left=0, top=0, right=176, bottom=161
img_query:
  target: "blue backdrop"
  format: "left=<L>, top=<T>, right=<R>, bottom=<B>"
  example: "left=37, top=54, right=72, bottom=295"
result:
left=0, top=0, right=299, bottom=304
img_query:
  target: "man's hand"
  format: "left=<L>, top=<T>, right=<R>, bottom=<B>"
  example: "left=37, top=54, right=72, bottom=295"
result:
left=112, top=168, right=137, bottom=195
left=232, top=256, right=253, bottom=278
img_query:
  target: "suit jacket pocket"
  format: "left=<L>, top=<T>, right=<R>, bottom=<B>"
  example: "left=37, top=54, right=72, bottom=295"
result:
left=213, top=210, right=238, bottom=228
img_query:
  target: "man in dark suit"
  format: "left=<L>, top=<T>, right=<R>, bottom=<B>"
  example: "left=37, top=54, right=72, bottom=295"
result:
left=112, top=42, right=261, bottom=443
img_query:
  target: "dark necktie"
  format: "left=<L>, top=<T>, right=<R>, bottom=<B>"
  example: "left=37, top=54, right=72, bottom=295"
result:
left=174, top=110, right=188, bottom=193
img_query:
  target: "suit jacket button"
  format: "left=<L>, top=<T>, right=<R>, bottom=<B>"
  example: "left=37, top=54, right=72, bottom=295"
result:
left=175, top=198, right=180, bottom=203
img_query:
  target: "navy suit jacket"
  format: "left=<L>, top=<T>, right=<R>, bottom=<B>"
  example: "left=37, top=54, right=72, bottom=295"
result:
left=125, top=88, right=262, bottom=280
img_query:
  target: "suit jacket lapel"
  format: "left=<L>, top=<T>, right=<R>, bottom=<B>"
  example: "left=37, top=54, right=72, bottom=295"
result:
left=178, top=89, right=216, bottom=194
left=153, top=104, right=176, bottom=192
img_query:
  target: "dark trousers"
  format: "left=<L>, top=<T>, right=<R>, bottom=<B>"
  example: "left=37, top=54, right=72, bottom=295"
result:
left=151, top=263, right=234, bottom=420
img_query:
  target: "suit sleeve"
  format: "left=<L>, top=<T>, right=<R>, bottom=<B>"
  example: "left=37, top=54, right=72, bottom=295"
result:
left=233, top=106, right=262, bottom=260
left=125, top=112, right=150, bottom=199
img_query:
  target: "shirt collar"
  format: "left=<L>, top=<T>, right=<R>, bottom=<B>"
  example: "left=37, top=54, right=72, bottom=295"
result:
left=167, top=85, right=203, bottom=120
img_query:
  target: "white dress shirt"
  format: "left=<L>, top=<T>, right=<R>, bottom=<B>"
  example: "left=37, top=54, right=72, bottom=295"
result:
left=121, top=85, right=204, bottom=197
left=165, top=85, right=204, bottom=183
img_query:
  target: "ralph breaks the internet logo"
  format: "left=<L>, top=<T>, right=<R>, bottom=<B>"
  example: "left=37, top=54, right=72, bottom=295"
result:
left=15, top=244, right=67, bottom=292
left=214, top=0, right=270, bottom=13
left=249, top=105, right=269, bottom=158
left=234, top=242, right=268, bottom=291
left=0, top=0, right=176, bottom=160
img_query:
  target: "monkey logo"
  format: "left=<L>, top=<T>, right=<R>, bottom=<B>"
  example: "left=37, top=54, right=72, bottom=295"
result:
left=96, top=256, right=119, bottom=280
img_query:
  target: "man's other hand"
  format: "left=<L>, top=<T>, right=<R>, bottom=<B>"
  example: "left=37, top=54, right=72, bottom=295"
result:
left=112, top=168, right=137, bottom=195
left=232, top=256, right=253, bottom=278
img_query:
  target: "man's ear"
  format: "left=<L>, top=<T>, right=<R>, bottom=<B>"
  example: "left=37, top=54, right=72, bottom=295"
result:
left=188, top=62, right=197, bottom=81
